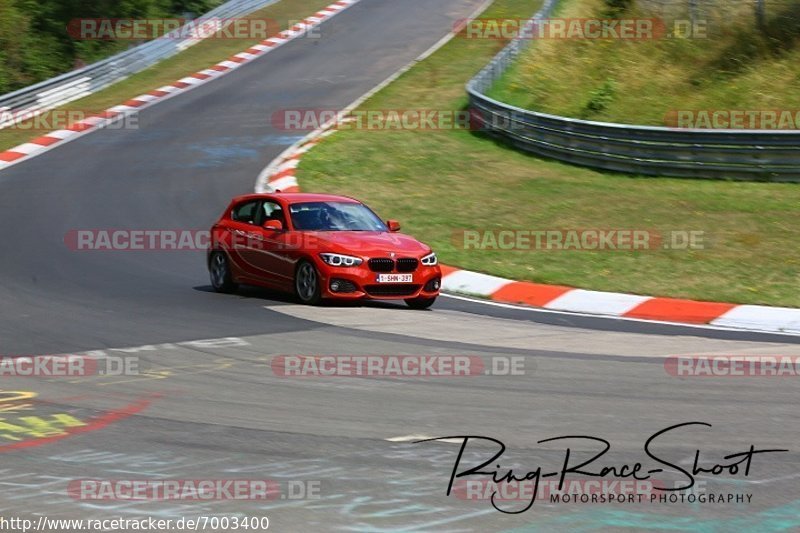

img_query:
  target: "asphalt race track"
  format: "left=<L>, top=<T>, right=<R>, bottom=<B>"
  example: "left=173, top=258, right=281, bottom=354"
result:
left=0, top=1, right=799, bottom=531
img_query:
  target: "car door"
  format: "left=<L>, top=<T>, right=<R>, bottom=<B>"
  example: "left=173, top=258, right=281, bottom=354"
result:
left=225, top=199, right=268, bottom=282
left=248, top=200, right=295, bottom=288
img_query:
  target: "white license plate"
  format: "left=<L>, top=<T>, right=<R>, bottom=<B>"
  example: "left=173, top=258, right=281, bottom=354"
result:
left=377, top=274, right=413, bottom=283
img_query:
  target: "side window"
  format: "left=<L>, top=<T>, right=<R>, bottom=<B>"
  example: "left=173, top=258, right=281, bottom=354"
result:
left=259, top=201, right=286, bottom=226
left=231, top=201, right=259, bottom=224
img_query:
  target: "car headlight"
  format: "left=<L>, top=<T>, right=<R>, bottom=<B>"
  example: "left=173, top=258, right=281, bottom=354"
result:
left=320, top=253, right=363, bottom=267
left=421, top=252, right=438, bottom=266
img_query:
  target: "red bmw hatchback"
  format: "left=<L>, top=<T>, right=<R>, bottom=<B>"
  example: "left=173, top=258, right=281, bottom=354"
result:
left=207, top=193, right=442, bottom=309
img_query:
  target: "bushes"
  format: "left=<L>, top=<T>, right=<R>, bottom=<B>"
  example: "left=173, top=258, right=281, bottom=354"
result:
left=583, top=78, right=616, bottom=117
left=602, top=0, right=632, bottom=15
left=0, top=0, right=222, bottom=94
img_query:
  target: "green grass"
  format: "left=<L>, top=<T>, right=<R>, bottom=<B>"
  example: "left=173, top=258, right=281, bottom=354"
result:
left=487, top=0, right=800, bottom=125
left=0, top=0, right=334, bottom=152
left=296, top=0, right=800, bottom=307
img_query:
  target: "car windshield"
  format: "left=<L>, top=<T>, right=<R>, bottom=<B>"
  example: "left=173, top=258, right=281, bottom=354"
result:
left=289, top=201, right=387, bottom=231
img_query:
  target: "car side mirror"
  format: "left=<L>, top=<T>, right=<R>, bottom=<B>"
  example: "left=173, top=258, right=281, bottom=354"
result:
left=263, top=219, right=284, bottom=231
left=387, top=220, right=401, bottom=232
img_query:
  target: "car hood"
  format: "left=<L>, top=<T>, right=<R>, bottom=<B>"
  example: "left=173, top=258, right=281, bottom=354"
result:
left=304, top=231, right=431, bottom=257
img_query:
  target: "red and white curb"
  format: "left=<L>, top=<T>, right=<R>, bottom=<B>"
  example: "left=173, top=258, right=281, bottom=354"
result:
left=0, top=0, right=362, bottom=172
left=256, top=127, right=340, bottom=193
left=438, top=265, right=800, bottom=334
left=255, top=85, right=800, bottom=337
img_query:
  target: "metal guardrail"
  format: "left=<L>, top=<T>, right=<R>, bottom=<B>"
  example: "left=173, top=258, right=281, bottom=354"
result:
left=0, top=0, right=279, bottom=129
left=466, top=0, right=800, bottom=181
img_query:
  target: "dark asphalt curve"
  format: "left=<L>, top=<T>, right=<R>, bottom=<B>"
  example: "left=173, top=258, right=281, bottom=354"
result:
left=0, top=0, right=486, bottom=355
left=0, top=1, right=799, bottom=532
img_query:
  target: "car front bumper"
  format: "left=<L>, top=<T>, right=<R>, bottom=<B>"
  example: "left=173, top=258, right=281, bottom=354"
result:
left=316, top=263, right=442, bottom=300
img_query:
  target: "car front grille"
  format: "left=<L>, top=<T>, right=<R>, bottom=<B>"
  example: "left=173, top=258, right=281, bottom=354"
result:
left=368, top=258, right=395, bottom=272
left=365, top=284, right=421, bottom=297
left=396, top=258, right=418, bottom=272
left=368, top=258, right=419, bottom=272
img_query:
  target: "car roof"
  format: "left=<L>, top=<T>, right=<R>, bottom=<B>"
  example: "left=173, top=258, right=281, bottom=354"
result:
left=230, top=192, right=361, bottom=205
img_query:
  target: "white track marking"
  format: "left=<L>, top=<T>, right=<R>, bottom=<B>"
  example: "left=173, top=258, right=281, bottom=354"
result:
left=386, top=435, right=463, bottom=444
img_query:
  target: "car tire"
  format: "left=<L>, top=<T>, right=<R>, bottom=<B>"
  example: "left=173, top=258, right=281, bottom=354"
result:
left=209, top=251, right=238, bottom=293
left=295, top=259, right=322, bottom=305
left=405, top=296, right=436, bottom=310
